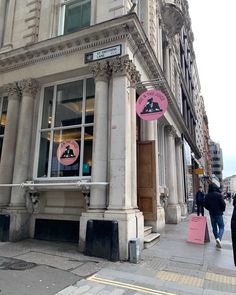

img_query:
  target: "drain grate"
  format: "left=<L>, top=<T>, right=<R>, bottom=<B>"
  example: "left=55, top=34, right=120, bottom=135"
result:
left=0, top=256, right=36, bottom=271
left=9, top=261, right=36, bottom=270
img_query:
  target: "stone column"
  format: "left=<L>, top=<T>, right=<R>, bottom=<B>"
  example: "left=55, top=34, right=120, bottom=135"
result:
left=1, top=0, right=16, bottom=50
left=10, top=79, right=38, bottom=207
left=9, top=79, right=38, bottom=241
left=165, top=125, right=181, bottom=224
left=88, top=61, right=110, bottom=210
left=105, top=55, right=144, bottom=260
left=163, top=43, right=170, bottom=84
left=0, top=0, right=7, bottom=47
left=0, top=82, right=20, bottom=207
left=176, top=137, right=187, bottom=217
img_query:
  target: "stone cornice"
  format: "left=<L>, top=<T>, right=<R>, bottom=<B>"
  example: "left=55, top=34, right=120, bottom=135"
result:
left=0, top=16, right=131, bottom=73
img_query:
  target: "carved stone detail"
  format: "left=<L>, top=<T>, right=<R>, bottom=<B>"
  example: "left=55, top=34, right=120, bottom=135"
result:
left=110, top=55, right=140, bottom=83
left=166, top=125, right=177, bottom=138
left=3, top=82, right=20, bottom=99
left=18, top=78, right=39, bottom=96
left=90, top=60, right=111, bottom=81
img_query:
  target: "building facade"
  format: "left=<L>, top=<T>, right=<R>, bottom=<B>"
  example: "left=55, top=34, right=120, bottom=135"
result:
left=223, top=175, right=236, bottom=195
left=210, top=140, right=223, bottom=186
left=0, top=0, right=203, bottom=259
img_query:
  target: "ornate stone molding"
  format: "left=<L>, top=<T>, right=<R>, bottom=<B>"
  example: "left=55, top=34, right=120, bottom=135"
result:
left=3, top=82, right=20, bottom=99
left=166, top=125, right=177, bottom=138
left=18, top=78, right=39, bottom=97
left=110, top=55, right=141, bottom=83
left=90, top=60, right=111, bottom=81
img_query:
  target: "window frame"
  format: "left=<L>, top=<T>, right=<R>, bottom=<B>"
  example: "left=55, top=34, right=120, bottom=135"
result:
left=34, top=75, right=95, bottom=181
left=0, top=94, right=8, bottom=160
left=58, top=0, right=91, bottom=36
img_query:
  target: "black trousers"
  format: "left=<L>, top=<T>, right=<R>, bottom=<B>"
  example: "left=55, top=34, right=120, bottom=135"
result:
left=197, top=203, right=204, bottom=216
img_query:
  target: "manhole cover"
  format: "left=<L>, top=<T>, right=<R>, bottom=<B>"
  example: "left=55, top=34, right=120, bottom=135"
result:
left=9, top=261, right=36, bottom=270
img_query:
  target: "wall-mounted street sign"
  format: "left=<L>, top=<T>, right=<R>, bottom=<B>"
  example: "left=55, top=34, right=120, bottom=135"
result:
left=136, top=89, right=168, bottom=121
left=85, top=44, right=122, bottom=63
left=57, top=140, right=79, bottom=166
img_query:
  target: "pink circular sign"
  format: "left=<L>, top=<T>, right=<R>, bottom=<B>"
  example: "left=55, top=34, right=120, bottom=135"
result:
left=136, top=90, right=168, bottom=121
left=57, top=140, right=79, bottom=166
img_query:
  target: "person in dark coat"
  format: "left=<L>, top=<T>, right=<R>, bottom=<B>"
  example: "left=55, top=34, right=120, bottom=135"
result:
left=231, top=195, right=236, bottom=266
left=195, top=186, right=205, bottom=216
left=204, top=183, right=226, bottom=248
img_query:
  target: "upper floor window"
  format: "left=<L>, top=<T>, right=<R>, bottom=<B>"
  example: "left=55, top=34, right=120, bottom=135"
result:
left=58, top=0, right=91, bottom=35
left=0, top=96, right=8, bottom=160
left=36, top=77, right=95, bottom=179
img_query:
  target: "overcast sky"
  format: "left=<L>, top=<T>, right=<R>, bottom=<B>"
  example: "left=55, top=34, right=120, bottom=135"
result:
left=187, top=0, right=236, bottom=178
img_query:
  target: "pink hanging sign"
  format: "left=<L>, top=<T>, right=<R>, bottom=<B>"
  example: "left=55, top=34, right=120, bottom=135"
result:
left=136, top=89, right=168, bottom=121
left=57, top=140, right=79, bottom=166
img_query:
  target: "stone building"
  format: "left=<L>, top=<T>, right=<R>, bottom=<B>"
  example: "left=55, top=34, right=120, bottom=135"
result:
left=0, top=0, right=202, bottom=260
left=210, top=140, right=223, bottom=186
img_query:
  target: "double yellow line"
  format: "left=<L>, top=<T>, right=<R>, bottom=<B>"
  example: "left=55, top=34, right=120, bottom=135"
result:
left=87, top=274, right=176, bottom=295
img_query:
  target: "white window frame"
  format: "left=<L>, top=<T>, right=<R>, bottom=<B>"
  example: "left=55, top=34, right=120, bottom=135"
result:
left=34, top=75, right=95, bottom=181
left=58, top=0, right=91, bottom=36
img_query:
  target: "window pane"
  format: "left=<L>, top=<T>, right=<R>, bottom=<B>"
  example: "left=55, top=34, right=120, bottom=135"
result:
left=83, top=126, right=93, bottom=176
left=85, top=78, right=95, bottom=123
left=64, top=0, right=91, bottom=34
left=0, top=97, right=8, bottom=135
left=38, top=131, right=51, bottom=177
left=41, top=87, right=53, bottom=129
left=55, top=80, right=83, bottom=127
left=51, top=128, right=81, bottom=177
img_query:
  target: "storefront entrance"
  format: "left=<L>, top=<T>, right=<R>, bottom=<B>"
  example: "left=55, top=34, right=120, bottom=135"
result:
left=137, top=141, right=157, bottom=221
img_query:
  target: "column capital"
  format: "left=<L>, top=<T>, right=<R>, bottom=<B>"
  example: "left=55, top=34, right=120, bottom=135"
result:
left=166, top=125, right=177, bottom=138
left=110, top=55, right=141, bottom=84
left=175, top=137, right=183, bottom=145
left=18, top=78, right=39, bottom=97
left=3, top=82, right=20, bottom=99
left=90, top=60, right=111, bottom=82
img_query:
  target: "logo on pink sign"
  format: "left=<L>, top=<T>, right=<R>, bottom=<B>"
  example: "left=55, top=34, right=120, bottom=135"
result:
left=136, top=90, right=168, bottom=121
left=57, top=140, right=79, bottom=166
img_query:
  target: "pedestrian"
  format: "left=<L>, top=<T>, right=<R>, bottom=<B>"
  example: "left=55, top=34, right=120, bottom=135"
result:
left=195, top=186, right=205, bottom=216
left=231, top=194, right=236, bottom=266
left=204, top=183, right=226, bottom=248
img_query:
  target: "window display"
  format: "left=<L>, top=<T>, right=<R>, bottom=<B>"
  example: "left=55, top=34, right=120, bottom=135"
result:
left=37, top=78, right=94, bottom=178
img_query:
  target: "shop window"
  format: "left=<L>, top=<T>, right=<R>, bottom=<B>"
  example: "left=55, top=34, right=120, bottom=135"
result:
left=58, top=0, right=91, bottom=35
left=0, top=96, right=8, bottom=160
left=37, top=78, right=95, bottom=178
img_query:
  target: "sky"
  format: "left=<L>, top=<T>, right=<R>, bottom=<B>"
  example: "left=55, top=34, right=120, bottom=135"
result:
left=187, top=0, right=236, bottom=178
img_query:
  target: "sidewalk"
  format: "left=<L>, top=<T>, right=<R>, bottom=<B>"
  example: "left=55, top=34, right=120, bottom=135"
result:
left=0, top=202, right=235, bottom=294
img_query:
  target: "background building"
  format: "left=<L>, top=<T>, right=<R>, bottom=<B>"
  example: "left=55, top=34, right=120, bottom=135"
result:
left=210, top=140, right=223, bottom=186
left=223, top=175, right=236, bottom=195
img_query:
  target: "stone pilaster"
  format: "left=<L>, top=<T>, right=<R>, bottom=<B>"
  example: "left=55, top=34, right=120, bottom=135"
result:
left=176, top=137, right=187, bottom=217
left=9, top=79, right=38, bottom=241
left=105, top=55, right=143, bottom=260
left=0, top=82, right=20, bottom=208
left=165, top=125, right=181, bottom=224
left=10, top=78, right=38, bottom=207
left=88, top=60, right=110, bottom=211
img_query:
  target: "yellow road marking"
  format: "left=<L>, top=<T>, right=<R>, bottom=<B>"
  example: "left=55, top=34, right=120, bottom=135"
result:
left=87, top=274, right=176, bottom=295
